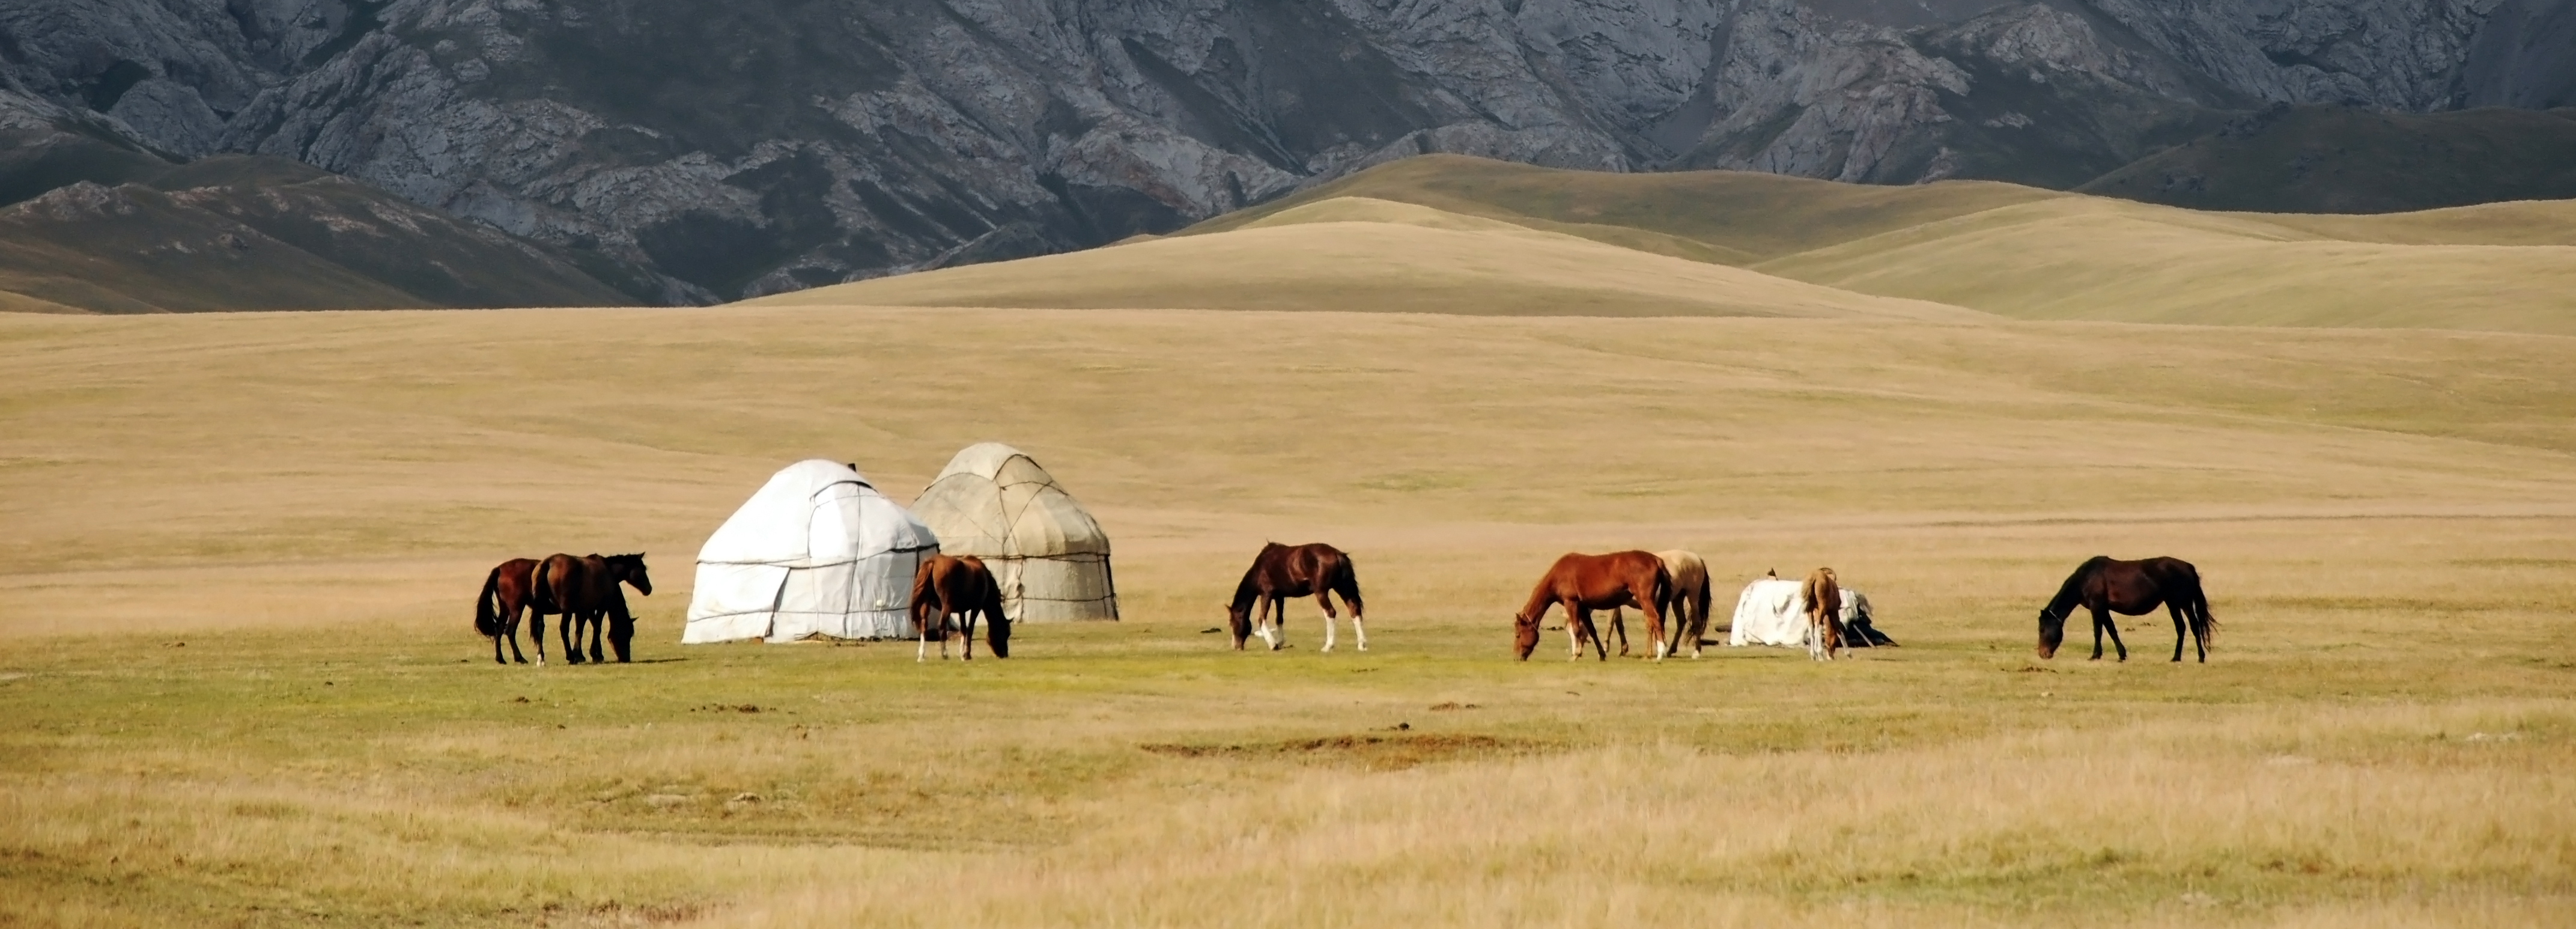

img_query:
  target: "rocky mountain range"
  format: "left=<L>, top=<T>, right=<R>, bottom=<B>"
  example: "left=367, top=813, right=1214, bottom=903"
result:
left=5, top=0, right=2572, bottom=307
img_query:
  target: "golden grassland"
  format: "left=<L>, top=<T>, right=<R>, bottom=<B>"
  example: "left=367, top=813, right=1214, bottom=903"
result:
left=788, top=156, right=2576, bottom=335
left=2, top=304, right=2574, bottom=927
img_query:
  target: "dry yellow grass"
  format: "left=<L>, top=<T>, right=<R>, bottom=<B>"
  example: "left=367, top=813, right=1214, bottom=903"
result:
left=3, top=303, right=2574, bottom=927
left=1046, top=155, right=2576, bottom=335
left=749, top=201, right=1982, bottom=320
left=1759, top=196, right=2576, bottom=332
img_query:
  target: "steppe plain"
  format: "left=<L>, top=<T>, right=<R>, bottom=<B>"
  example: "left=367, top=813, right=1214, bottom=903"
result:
left=4, top=159, right=2573, bottom=927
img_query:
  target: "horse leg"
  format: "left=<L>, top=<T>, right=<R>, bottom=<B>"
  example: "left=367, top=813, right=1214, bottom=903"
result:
left=2167, top=600, right=2189, bottom=663
left=1563, top=600, right=1586, bottom=661
left=917, top=616, right=929, bottom=663
left=1261, top=594, right=1283, bottom=651
left=2101, top=607, right=2128, bottom=662
left=560, top=612, right=583, bottom=665
left=1317, top=591, right=1339, bottom=654
left=2086, top=606, right=2109, bottom=661
left=961, top=610, right=976, bottom=661
left=1645, top=599, right=1666, bottom=663
left=505, top=603, right=529, bottom=665
left=585, top=611, right=606, bottom=663
left=1610, top=607, right=1629, bottom=657
left=1345, top=586, right=1367, bottom=652
left=529, top=611, right=548, bottom=666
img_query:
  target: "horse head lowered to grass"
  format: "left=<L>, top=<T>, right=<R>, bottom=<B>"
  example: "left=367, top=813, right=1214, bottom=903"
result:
left=1513, top=551, right=1671, bottom=662
left=2037, top=555, right=2216, bottom=663
left=533, top=552, right=652, bottom=665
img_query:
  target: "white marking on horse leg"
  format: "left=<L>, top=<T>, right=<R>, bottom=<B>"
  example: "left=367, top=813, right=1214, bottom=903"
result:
left=1352, top=617, right=1367, bottom=652
left=1321, top=606, right=1337, bottom=653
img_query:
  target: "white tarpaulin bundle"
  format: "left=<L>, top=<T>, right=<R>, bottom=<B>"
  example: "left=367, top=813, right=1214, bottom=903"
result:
left=1728, top=578, right=1889, bottom=648
left=910, top=442, right=1118, bottom=623
left=684, top=460, right=940, bottom=643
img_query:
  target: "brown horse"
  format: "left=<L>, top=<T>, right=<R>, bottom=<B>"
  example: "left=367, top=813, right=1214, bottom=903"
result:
left=473, top=557, right=552, bottom=665
left=1602, top=550, right=1713, bottom=659
left=2037, top=556, right=2216, bottom=662
left=532, top=553, right=653, bottom=665
left=1513, top=551, right=1671, bottom=662
left=1226, top=542, right=1366, bottom=652
left=911, top=554, right=1011, bottom=661
left=1802, top=567, right=1844, bottom=661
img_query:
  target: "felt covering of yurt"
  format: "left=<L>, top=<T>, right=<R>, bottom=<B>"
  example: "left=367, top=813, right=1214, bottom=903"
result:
left=684, top=460, right=940, bottom=643
left=910, top=443, right=1118, bottom=623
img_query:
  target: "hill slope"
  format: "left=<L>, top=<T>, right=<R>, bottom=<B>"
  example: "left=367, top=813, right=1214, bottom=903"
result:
left=750, top=196, right=1986, bottom=321
left=1758, top=196, right=2576, bottom=332
left=1140, top=156, right=2576, bottom=334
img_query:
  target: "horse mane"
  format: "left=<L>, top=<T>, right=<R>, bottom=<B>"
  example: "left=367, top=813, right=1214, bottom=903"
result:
left=2044, top=556, right=2109, bottom=618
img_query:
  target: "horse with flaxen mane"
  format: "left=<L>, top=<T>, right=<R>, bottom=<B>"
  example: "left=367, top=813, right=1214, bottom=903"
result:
left=2037, top=555, right=2216, bottom=663
left=1513, top=551, right=1672, bottom=662
left=1802, top=567, right=1844, bottom=661
left=532, top=553, right=653, bottom=665
left=473, top=557, right=553, bottom=665
left=1226, top=542, right=1367, bottom=652
left=911, top=554, right=1011, bottom=661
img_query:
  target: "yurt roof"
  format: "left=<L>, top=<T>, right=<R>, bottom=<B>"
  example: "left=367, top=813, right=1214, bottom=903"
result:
left=913, top=443, right=1109, bottom=557
left=697, top=460, right=934, bottom=565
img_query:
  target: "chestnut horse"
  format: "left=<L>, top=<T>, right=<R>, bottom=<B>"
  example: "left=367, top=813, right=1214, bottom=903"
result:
left=1801, top=567, right=1843, bottom=661
left=911, top=554, right=1011, bottom=661
left=472, top=557, right=551, bottom=665
left=2037, top=555, right=2216, bottom=662
left=1226, top=542, right=1366, bottom=652
left=1602, top=550, right=1714, bottom=659
left=533, top=553, right=653, bottom=665
left=1513, top=551, right=1672, bottom=662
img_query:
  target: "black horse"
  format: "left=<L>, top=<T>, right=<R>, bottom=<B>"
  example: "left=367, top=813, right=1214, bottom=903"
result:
left=2037, top=556, right=2216, bottom=662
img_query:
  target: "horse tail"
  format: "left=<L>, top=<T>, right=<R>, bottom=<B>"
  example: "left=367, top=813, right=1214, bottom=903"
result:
left=2189, top=570, right=2217, bottom=646
left=1335, top=551, right=1363, bottom=615
left=474, top=566, right=504, bottom=637
left=1692, top=571, right=1713, bottom=634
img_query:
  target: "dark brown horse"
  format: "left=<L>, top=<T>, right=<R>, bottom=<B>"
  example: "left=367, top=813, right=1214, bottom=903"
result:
left=533, top=553, right=653, bottom=665
left=473, top=557, right=551, bottom=665
left=2037, top=555, right=2216, bottom=663
left=1513, top=551, right=1671, bottom=662
left=911, top=554, right=1010, bottom=661
left=1226, top=542, right=1366, bottom=652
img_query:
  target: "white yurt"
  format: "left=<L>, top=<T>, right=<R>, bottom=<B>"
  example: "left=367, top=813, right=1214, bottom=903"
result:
left=1728, top=577, right=1895, bottom=648
left=909, top=442, right=1118, bottom=623
left=683, top=460, right=941, bottom=643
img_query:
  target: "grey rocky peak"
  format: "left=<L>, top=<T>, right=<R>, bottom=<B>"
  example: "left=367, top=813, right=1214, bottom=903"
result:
left=2, top=0, right=2565, bottom=304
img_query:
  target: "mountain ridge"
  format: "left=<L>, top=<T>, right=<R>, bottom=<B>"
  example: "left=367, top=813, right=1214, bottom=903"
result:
left=4, top=0, right=2571, bottom=305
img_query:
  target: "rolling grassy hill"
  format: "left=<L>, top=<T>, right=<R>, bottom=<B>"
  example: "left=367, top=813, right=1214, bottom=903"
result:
left=749, top=196, right=1984, bottom=320
left=786, top=155, right=2576, bottom=335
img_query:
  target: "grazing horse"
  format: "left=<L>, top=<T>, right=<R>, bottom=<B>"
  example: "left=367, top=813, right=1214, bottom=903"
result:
left=1226, top=542, right=1367, bottom=652
left=2037, top=556, right=2216, bottom=663
left=472, top=558, right=551, bottom=665
left=1513, top=551, right=1672, bottom=662
left=533, top=553, right=653, bottom=665
left=911, top=554, right=1011, bottom=661
left=1802, top=567, right=1844, bottom=661
left=1603, top=550, right=1715, bottom=659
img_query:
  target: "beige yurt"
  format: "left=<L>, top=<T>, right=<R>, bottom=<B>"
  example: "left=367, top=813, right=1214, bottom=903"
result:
left=910, top=443, right=1118, bottom=623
